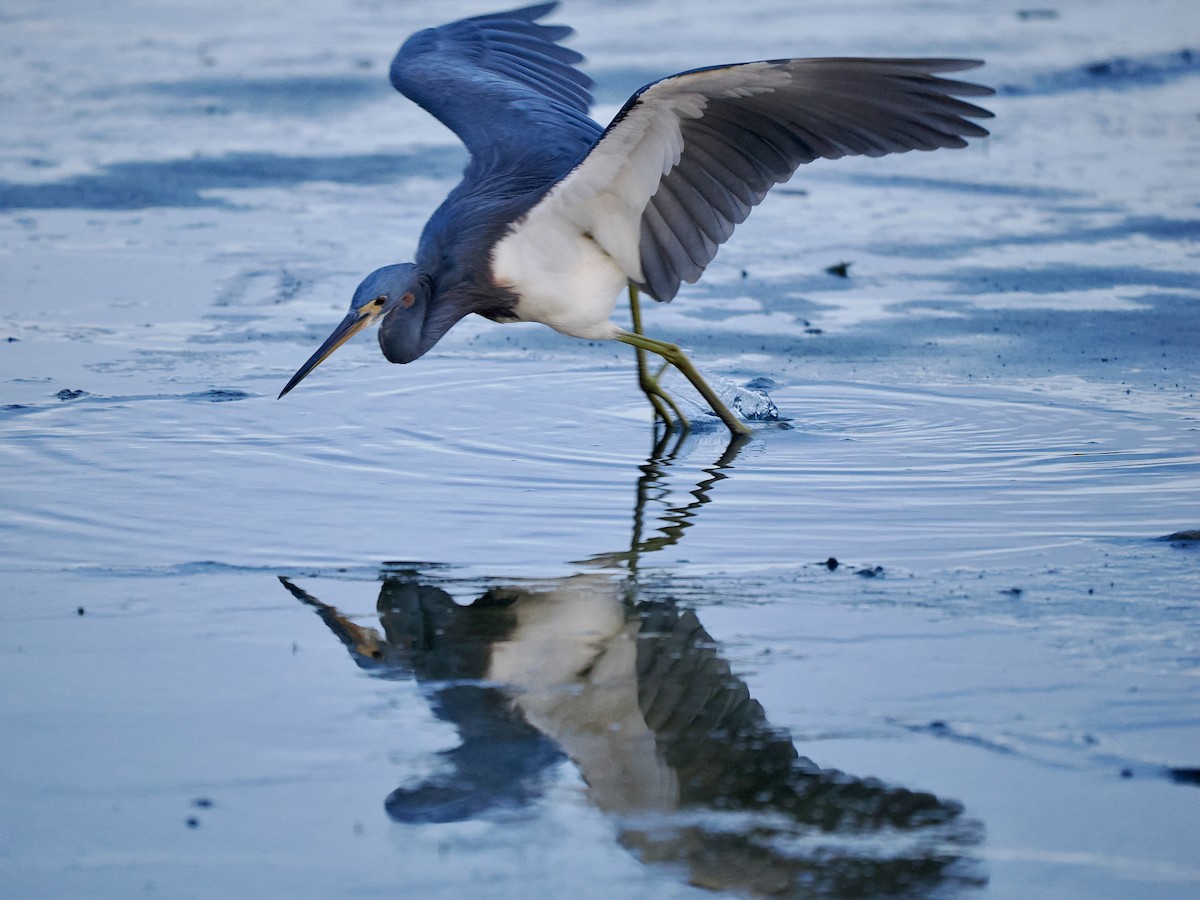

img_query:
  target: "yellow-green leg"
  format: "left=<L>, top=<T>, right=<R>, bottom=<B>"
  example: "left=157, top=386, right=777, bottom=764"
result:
left=617, top=318, right=752, bottom=438
left=627, top=285, right=689, bottom=430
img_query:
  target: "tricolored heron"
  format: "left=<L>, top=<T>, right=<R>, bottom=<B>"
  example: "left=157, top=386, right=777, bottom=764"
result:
left=278, top=3, right=993, bottom=435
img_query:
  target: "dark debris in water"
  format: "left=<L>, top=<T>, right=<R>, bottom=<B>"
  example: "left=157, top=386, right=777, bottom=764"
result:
left=1168, top=767, right=1200, bottom=786
left=1159, top=529, right=1200, bottom=546
left=743, top=376, right=778, bottom=392
left=1016, top=8, right=1059, bottom=20
left=825, top=261, right=852, bottom=278
left=816, top=559, right=889, bottom=578
left=56, top=388, right=88, bottom=401
left=188, top=389, right=250, bottom=402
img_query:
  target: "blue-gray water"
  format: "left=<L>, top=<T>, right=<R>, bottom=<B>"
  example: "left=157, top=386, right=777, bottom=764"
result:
left=2, top=1, right=1198, bottom=897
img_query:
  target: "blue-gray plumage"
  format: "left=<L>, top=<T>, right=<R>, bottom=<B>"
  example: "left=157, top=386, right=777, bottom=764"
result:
left=279, top=3, right=994, bottom=435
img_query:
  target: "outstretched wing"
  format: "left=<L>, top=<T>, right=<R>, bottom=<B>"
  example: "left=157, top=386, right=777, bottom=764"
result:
left=389, top=2, right=599, bottom=167
left=521, top=58, right=995, bottom=301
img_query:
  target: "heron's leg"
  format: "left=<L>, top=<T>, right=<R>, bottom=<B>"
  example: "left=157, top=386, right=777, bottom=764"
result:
left=616, top=331, right=752, bottom=437
left=627, top=285, right=688, bottom=429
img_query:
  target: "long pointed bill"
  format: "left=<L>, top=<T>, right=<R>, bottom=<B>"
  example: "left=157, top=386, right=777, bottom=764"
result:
left=278, top=310, right=374, bottom=398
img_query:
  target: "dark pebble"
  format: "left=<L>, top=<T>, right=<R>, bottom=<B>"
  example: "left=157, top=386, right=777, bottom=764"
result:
left=825, top=557, right=838, bottom=570
left=1017, top=9, right=1060, bottom=20
left=1160, top=529, right=1200, bottom=543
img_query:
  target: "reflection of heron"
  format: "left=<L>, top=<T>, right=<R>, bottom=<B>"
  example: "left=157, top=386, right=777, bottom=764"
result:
left=280, top=441, right=983, bottom=894
left=278, top=3, right=993, bottom=435
left=282, top=574, right=983, bottom=895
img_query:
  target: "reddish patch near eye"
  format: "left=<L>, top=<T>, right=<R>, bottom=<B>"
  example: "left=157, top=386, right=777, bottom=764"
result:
left=401, top=292, right=416, bottom=308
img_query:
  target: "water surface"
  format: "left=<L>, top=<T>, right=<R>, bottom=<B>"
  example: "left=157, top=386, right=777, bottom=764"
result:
left=2, top=0, right=1198, bottom=897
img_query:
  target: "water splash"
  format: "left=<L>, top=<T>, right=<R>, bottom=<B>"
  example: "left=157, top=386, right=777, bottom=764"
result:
left=662, top=368, right=780, bottom=423
left=718, top=378, right=780, bottom=421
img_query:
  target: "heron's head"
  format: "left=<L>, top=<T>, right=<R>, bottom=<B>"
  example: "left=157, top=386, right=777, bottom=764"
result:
left=278, top=263, right=421, bottom=398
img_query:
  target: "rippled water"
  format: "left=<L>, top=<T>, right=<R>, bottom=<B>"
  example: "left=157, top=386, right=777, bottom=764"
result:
left=2, top=0, right=1198, bottom=898
left=6, top=369, right=1194, bottom=576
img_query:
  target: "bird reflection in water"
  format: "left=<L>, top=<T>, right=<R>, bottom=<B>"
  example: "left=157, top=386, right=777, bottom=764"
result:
left=281, top=437, right=983, bottom=896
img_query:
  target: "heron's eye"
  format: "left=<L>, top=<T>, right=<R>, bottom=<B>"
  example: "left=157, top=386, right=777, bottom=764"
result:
left=371, top=296, right=387, bottom=307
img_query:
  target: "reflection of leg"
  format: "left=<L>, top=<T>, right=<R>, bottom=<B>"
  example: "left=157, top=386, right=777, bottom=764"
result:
left=579, top=428, right=747, bottom=570
left=617, top=326, right=752, bottom=437
left=628, top=285, right=689, bottom=430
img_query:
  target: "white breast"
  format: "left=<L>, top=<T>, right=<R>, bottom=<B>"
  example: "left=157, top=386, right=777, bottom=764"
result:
left=490, top=209, right=629, bottom=341
left=486, top=576, right=680, bottom=813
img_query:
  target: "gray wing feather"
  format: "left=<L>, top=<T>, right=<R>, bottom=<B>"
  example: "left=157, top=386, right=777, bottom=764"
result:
left=635, top=58, right=994, bottom=300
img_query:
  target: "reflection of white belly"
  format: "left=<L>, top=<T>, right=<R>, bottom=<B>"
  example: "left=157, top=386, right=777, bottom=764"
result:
left=486, top=577, right=678, bottom=813
left=490, top=219, right=628, bottom=341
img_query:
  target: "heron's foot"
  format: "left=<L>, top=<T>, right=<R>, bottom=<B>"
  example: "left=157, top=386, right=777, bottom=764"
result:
left=622, top=284, right=750, bottom=437
left=628, top=284, right=686, bottom=430
left=619, top=332, right=752, bottom=437
left=642, top=378, right=689, bottom=432
left=638, top=359, right=690, bottom=431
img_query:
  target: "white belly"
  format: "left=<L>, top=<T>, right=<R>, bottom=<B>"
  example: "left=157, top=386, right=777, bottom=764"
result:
left=490, top=213, right=629, bottom=341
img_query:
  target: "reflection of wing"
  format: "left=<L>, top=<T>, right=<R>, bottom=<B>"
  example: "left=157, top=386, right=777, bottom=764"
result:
left=638, top=600, right=961, bottom=831
left=631, top=600, right=981, bottom=896
left=516, top=58, right=993, bottom=300
left=638, top=600, right=798, bottom=803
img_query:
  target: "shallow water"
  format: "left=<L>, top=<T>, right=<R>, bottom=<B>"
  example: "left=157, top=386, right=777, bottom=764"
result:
left=2, top=0, right=1199, bottom=898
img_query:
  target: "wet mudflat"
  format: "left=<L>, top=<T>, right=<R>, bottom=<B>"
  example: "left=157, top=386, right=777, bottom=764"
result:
left=2, top=1, right=1198, bottom=897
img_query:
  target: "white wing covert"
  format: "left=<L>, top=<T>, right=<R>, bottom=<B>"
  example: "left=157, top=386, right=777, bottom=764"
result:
left=519, top=58, right=994, bottom=301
